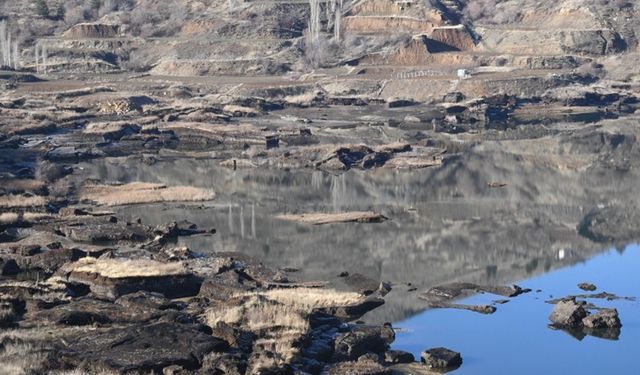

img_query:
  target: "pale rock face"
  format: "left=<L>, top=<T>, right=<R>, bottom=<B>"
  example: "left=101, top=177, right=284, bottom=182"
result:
left=549, top=299, right=588, bottom=327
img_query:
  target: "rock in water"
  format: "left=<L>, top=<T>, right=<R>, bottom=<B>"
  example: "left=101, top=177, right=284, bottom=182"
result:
left=582, top=308, right=622, bottom=329
left=384, top=350, right=415, bottom=364
left=421, top=347, right=462, bottom=370
left=549, top=299, right=588, bottom=327
left=578, top=282, right=597, bottom=291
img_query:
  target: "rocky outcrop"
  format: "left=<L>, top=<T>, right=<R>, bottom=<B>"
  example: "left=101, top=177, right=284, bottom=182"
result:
left=560, top=30, right=626, bottom=56
left=63, top=23, right=121, bottom=39
left=429, top=26, right=476, bottom=52
left=64, top=258, right=202, bottom=300
left=60, top=322, right=229, bottom=372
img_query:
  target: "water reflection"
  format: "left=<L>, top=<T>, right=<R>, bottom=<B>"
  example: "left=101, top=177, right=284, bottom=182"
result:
left=74, top=146, right=640, bottom=324
left=393, top=246, right=640, bottom=374
left=330, top=173, right=348, bottom=212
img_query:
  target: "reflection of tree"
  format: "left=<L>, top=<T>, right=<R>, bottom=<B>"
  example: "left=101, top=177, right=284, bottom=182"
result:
left=330, top=173, right=347, bottom=212
left=76, top=141, right=640, bottom=322
left=311, top=171, right=323, bottom=190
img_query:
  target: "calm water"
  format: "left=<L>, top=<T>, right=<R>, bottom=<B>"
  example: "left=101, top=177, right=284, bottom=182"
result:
left=393, top=246, right=640, bottom=374
left=75, top=151, right=640, bottom=373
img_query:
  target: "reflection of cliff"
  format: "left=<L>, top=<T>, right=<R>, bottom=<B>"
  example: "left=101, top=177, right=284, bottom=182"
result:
left=74, top=123, right=640, bottom=322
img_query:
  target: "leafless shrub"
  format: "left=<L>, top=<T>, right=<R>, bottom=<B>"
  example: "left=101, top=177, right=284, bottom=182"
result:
left=576, top=61, right=605, bottom=78
left=302, top=31, right=340, bottom=68
left=463, top=0, right=521, bottom=24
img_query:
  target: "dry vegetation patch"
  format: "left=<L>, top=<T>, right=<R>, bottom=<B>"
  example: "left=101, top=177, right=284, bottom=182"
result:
left=0, top=195, right=48, bottom=208
left=80, top=182, right=215, bottom=206
left=0, top=212, right=52, bottom=224
left=275, top=211, right=387, bottom=225
left=205, top=288, right=367, bottom=367
left=261, top=288, right=364, bottom=309
left=67, top=257, right=189, bottom=279
left=0, top=179, right=47, bottom=194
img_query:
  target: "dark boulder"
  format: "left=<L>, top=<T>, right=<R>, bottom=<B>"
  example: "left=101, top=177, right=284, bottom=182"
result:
left=60, top=322, right=229, bottom=372
left=68, top=271, right=202, bottom=300
left=578, top=282, right=597, bottom=292
left=582, top=308, right=621, bottom=329
left=0, top=257, right=20, bottom=276
left=421, top=347, right=462, bottom=371
left=334, top=324, right=394, bottom=361
left=384, top=350, right=414, bottom=364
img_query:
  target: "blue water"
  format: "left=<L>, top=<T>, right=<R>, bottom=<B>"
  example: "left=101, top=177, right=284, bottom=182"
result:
left=393, top=245, right=640, bottom=374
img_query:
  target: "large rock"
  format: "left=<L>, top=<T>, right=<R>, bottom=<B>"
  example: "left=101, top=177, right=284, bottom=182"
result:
left=384, top=350, right=415, bottom=364
left=315, top=297, right=385, bottom=321
left=327, top=357, right=391, bottom=375
left=582, top=308, right=622, bottom=329
left=65, top=258, right=202, bottom=300
left=549, top=299, right=588, bottom=328
left=420, top=347, right=462, bottom=370
left=334, top=324, right=395, bottom=361
left=61, top=222, right=152, bottom=244
left=61, top=322, right=229, bottom=372
left=12, top=248, right=87, bottom=276
left=0, top=256, right=20, bottom=276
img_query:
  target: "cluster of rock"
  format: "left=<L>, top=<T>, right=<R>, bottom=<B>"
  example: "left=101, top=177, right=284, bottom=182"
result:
left=420, top=282, right=531, bottom=314
left=548, top=289, right=623, bottom=341
left=0, top=201, right=468, bottom=374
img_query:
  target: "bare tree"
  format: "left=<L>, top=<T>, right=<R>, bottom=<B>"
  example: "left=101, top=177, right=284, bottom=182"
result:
left=34, top=42, right=48, bottom=75
left=35, top=42, right=39, bottom=73
left=42, top=43, right=48, bottom=75
left=334, top=0, right=343, bottom=41
left=0, top=20, right=11, bottom=67
left=309, top=0, right=321, bottom=43
left=12, top=41, right=19, bottom=69
left=323, top=0, right=345, bottom=41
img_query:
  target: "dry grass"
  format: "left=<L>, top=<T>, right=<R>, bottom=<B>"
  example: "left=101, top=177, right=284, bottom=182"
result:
left=222, top=105, right=262, bottom=116
left=274, top=211, right=387, bottom=225
left=0, top=179, right=47, bottom=193
left=80, top=182, right=215, bottom=206
left=384, top=156, right=443, bottom=169
left=0, top=212, right=19, bottom=224
left=204, top=287, right=366, bottom=367
left=205, top=295, right=309, bottom=367
left=244, top=303, right=310, bottom=333
left=0, top=341, right=49, bottom=375
left=68, top=257, right=189, bottom=279
left=260, top=288, right=364, bottom=309
left=0, top=212, right=52, bottom=224
left=0, top=195, right=47, bottom=208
